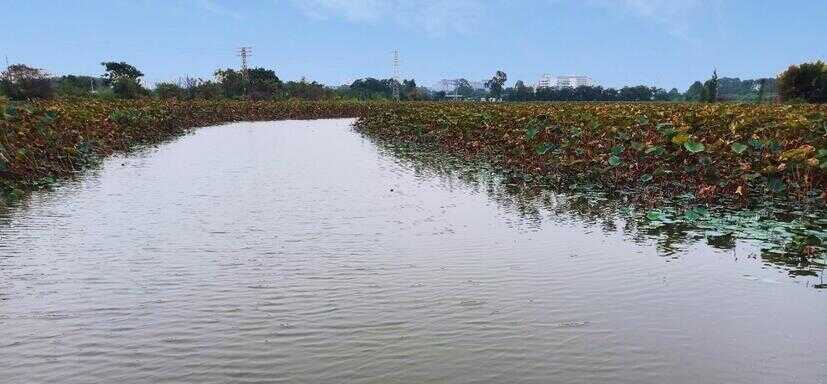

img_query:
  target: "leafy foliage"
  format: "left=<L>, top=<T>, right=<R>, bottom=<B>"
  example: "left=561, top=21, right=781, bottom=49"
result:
left=355, top=102, right=827, bottom=204
left=101, top=62, right=147, bottom=99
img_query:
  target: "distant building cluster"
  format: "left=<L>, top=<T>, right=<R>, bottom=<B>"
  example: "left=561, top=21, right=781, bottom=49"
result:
left=536, top=74, right=595, bottom=89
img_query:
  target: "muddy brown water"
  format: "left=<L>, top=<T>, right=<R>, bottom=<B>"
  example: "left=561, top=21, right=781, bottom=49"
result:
left=0, top=119, right=825, bottom=384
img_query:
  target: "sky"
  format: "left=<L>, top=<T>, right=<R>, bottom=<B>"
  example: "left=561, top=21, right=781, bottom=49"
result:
left=3, top=0, right=826, bottom=90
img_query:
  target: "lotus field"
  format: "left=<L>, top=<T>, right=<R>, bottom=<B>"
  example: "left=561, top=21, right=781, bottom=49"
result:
left=1, top=99, right=826, bottom=207
left=356, top=102, right=827, bottom=205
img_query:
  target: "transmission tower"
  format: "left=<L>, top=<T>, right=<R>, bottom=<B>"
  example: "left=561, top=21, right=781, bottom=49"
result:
left=392, top=50, right=401, bottom=101
left=238, top=47, right=252, bottom=72
left=237, top=47, right=252, bottom=97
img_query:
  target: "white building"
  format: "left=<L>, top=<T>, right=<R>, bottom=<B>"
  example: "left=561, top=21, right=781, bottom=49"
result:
left=537, top=74, right=595, bottom=88
left=537, top=73, right=554, bottom=89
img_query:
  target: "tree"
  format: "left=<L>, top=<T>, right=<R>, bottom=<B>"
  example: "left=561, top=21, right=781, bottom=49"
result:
left=214, top=68, right=245, bottom=98
left=619, top=85, right=652, bottom=101
left=179, top=76, right=202, bottom=99
left=349, top=78, right=393, bottom=100
left=155, top=82, right=185, bottom=99
left=0, top=64, right=54, bottom=100
left=454, top=79, right=474, bottom=97
left=701, top=69, right=719, bottom=103
left=777, top=61, right=827, bottom=103
left=284, top=78, right=333, bottom=100
left=667, top=88, right=682, bottom=101
left=215, top=67, right=283, bottom=100
left=756, top=78, right=767, bottom=102
left=401, top=79, right=422, bottom=100
left=507, top=80, right=534, bottom=101
left=55, top=75, right=106, bottom=98
left=101, top=61, right=146, bottom=99
left=685, top=81, right=704, bottom=101
left=652, top=87, right=671, bottom=101
left=101, top=62, right=144, bottom=83
left=485, top=70, right=507, bottom=99
left=246, top=68, right=282, bottom=100
left=194, top=81, right=223, bottom=99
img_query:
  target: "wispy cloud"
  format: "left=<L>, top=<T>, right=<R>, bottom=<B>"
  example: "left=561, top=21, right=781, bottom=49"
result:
left=288, top=0, right=485, bottom=36
left=188, top=0, right=244, bottom=20
left=586, top=0, right=716, bottom=40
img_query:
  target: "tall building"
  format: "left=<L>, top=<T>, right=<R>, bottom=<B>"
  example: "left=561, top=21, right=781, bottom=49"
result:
left=537, top=73, right=554, bottom=88
left=537, top=74, right=595, bottom=88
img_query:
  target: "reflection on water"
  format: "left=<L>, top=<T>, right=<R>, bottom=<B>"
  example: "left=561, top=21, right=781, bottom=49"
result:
left=0, top=119, right=825, bottom=384
left=370, top=139, right=827, bottom=281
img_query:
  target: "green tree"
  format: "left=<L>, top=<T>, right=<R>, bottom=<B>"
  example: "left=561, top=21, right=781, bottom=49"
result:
left=101, top=62, right=143, bottom=83
left=55, top=75, right=106, bottom=98
left=454, top=79, right=474, bottom=97
left=401, top=79, right=422, bottom=100
left=246, top=68, right=283, bottom=100
left=215, top=67, right=283, bottom=100
left=348, top=78, right=395, bottom=100
left=485, top=70, right=507, bottom=99
left=508, top=80, right=533, bottom=101
left=685, top=81, right=704, bottom=101
left=155, top=82, right=185, bottom=99
left=777, top=61, right=827, bottom=103
left=101, top=61, right=147, bottom=99
left=214, top=68, right=245, bottom=98
left=0, top=64, right=54, bottom=100
left=284, top=78, right=333, bottom=100
left=619, top=85, right=652, bottom=101
left=701, top=69, right=718, bottom=103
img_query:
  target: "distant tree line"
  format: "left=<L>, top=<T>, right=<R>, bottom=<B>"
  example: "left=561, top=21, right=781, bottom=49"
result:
left=499, top=69, right=788, bottom=103
left=0, top=60, right=438, bottom=102
left=502, top=82, right=683, bottom=102
left=0, top=60, right=824, bottom=103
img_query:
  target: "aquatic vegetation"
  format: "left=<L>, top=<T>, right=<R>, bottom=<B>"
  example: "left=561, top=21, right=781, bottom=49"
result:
left=0, top=99, right=381, bottom=197
left=355, top=102, right=827, bottom=204
left=354, top=102, right=827, bottom=268
left=1, top=99, right=825, bottom=266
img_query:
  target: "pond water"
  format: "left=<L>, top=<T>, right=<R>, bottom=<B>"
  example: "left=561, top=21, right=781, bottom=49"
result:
left=0, top=119, right=824, bottom=384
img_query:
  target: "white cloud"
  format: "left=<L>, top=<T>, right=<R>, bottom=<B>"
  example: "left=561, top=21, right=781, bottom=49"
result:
left=288, top=0, right=484, bottom=36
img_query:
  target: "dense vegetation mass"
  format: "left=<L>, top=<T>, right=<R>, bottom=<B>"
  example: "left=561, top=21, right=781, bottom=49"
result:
left=355, top=102, right=827, bottom=205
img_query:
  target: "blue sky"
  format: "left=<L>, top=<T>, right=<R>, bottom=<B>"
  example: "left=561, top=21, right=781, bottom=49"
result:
left=4, top=0, right=826, bottom=90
